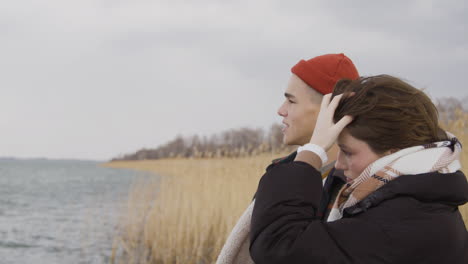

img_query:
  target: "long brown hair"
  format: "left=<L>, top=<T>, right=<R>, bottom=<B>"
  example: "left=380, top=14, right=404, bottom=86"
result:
left=332, top=75, right=447, bottom=154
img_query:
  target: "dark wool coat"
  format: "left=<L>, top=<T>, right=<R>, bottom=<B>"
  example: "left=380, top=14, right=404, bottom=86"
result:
left=249, top=158, right=468, bottom=264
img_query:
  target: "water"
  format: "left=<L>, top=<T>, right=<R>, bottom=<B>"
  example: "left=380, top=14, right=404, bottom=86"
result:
left=0, top=158, right=150, bottom=264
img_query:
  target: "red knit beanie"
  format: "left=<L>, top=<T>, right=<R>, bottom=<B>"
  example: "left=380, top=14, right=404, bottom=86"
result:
left=291, top=53, right=359, bottom=95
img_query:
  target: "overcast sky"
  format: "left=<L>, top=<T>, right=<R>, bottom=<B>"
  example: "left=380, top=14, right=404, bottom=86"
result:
left=1, top=0, right=467, bottom=160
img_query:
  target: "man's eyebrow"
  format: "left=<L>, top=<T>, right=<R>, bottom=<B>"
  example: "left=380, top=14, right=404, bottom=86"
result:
left=284, top=93, right=296, bottom=99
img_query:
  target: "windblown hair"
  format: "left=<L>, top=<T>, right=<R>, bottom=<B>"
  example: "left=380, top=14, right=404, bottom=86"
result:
left=332, top=75, right=447, bottom=154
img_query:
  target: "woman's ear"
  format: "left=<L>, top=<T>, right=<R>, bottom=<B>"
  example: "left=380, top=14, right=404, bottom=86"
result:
left=382, top=148, right=399, bottom=156
left=387, top=148, right=399, bottom=155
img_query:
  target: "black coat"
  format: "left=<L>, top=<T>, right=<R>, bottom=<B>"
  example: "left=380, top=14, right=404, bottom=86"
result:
left=250, top=159, right=468, bottom=264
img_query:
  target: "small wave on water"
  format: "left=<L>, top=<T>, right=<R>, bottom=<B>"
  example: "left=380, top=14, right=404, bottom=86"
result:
left=0, top=241, right=38, bottom=249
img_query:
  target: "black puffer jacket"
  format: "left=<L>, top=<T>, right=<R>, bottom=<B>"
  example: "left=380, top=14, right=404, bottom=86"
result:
left=250, top=161, right=468, bottom=264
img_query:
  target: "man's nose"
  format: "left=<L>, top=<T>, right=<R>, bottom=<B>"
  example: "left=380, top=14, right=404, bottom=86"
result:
left=277, top=102, right=287, bottom=117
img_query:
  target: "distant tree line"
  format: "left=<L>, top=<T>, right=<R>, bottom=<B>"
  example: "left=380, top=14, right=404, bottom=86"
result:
left=112, top=97, right=467, bottom=161
left=435, top=97, right=468, bottom=122
left=111, top=124, right=294, bottom=161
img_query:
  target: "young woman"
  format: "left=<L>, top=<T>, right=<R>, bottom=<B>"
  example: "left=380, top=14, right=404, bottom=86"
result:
left=250, top=75, right=468, bottom=263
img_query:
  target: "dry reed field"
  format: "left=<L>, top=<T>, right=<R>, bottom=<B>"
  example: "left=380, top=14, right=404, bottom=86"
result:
left=105, top=112, right=468, bottom=264
left=106, top=154, right=275, bottom=264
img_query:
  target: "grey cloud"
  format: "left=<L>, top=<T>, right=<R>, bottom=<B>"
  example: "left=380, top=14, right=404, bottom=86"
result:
left=0, top=0, right=467, bottom=159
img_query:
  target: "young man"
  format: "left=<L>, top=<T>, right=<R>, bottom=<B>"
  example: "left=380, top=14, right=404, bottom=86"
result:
left=274, top=53, right=359, bottom=219
left=216, top=53, right=359, bottom=264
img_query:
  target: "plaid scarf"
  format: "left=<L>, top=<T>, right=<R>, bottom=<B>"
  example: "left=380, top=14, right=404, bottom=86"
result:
left=327, top=133, right=462, bottom=222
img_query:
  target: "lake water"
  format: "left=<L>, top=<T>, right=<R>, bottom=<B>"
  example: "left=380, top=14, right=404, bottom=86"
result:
left=0, top=159, right=150, bottom=264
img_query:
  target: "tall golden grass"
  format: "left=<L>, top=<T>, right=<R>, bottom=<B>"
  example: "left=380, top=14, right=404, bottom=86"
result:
left=105, top=154, right=275, bottom=264
left=440, top=110, right=468, bottom=227
left=105, top=112, right=468, bottom=264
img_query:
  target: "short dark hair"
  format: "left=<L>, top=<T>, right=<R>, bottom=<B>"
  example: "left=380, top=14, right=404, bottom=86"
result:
left=332, top=75, right=447, bottom=154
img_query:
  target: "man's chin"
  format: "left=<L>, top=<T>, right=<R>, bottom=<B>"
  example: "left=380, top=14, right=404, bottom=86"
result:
left=283, top=137, right=300, bottom=146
